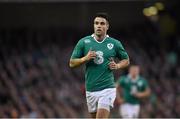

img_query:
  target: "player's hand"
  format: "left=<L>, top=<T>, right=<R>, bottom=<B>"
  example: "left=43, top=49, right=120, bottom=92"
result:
left=109, top=58, right=119, bottom=70
left=132, top=92, right=142, bottom=98
left=115, top=97, right=124, bottom=105
left=84, top=48, right=96, bottom=61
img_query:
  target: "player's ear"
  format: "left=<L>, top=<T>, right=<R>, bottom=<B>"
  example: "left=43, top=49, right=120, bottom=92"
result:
left=107, top=23, right=109, bottom=30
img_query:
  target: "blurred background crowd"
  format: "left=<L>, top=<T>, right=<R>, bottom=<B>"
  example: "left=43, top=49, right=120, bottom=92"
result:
left=0, top=0, right=180, bottom=118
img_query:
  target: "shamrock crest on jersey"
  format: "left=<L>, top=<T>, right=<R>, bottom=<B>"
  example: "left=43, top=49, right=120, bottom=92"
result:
left=107, top=43, right=114, bottom=50
left=94, top=51, right=104, bottom=64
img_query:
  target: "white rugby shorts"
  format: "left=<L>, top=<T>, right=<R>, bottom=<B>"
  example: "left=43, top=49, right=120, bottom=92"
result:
left=86, top=88, right=116, bottom=113
left=119, top=103, right=140, bottom=118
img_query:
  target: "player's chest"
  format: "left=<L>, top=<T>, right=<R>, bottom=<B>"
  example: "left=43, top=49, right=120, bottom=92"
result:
left=126, top=82, right=143, bottom=91
left=84, top=42, right=116, bottom=57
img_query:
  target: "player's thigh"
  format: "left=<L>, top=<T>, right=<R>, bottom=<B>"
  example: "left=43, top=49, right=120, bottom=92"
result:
left=97, top=88, right=116, bottom=118
left=90, top=112, right=96, bottom=118
left=98, top=88, right=116, bottom=108
left=96, top=108, right=110, bottom=118
left=132, top=105, right=140, bottom=118
left=86, top=91, right=98, bottom=113
left=120, top=103, right=140, bottom=118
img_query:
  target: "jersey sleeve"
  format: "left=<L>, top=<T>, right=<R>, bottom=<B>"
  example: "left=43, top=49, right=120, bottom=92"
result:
left=115, top=40, right=129, bottom=60
left=70, top=39, right=84, bottom=59
left=117, top=76, right=125, bottom=87
left=141, top=78, right=149, bottom=91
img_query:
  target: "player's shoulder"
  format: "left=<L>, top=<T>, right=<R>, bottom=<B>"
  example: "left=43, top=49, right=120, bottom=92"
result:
left=81, top=35, right=92, bottom=40
left=139, top=76, right=146, bottom=80
left=118, top=75, right=129, bottom=84
left=139, top=76, right=148, bottom=83
left=119, top=75, right=128, bottom=80
left=76, top=35, right=92, bottom=44
left=108, top=36, right=119, bottom=41
left=79, top=35, right=92, bottom=42
left=108, top=36, right=123, bottom=44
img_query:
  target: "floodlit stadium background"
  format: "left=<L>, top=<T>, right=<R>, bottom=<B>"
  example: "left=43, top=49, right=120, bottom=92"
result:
left=0, top=0, right=180, bottom=118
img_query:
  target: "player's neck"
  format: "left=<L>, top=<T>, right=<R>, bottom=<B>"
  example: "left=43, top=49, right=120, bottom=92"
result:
left=129, top=74, right=139, bottom=80
left=95, top=34, right=106, bottom=42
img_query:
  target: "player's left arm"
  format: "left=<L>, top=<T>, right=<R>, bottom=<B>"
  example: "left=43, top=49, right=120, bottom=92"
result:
left=133, top=79, right=151, bottom=98
left=133, top=87, right=151, bottom=98
left=109, top=40, right=130, bottom=70
left=109, top=58, right=129, bottom=70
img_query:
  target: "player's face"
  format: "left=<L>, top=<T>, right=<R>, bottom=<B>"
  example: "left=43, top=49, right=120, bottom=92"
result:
left=129, top=66, right=140, bottom=78
left=94, top=17, right=109, bottom=37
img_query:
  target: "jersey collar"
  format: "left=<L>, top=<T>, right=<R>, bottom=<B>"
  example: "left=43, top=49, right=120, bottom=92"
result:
left=128, top=74, right=139, bottom=83
left=91, top=34, right=109, bottom=43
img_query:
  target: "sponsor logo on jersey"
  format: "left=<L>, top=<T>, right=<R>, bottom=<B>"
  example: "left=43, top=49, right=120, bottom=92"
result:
left=107, top=43, right=114, bottom=50
left=84, top=39, right=91, bottom=43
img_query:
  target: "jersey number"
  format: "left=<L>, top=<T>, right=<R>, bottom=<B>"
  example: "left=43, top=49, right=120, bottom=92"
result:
left=94, top=51, right=104, bottom=64
left=131, top=86, right=138, bottom=95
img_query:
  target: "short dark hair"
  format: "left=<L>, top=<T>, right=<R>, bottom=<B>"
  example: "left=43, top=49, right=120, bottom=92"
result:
left=94, top=12, right=110, bottom=23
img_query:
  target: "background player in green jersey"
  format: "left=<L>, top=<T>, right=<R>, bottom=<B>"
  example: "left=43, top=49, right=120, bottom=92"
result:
left=116, top=65, right=151, bottom=118
left=69, top=12, right=129, bottom=118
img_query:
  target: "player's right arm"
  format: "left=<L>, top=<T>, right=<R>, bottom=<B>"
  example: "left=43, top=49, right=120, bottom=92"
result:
left=69, top=49, right=96, bottom=68
left=115, top=77, right=125, bottom=105
left=116, top=83, right=124, bottom=105
left=69, top=39, right=97, bottom=68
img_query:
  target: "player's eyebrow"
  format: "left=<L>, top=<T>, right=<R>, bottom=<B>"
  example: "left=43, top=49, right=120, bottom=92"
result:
left=94, top=21, right=106, bottom=25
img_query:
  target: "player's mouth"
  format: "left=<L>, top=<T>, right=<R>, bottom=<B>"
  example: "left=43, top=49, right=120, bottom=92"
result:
left=97, top=29, right=102, bottom=32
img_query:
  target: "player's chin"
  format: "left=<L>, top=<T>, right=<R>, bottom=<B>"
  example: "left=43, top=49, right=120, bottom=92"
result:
left=109, top=67, right=114, bottom=70
left=95, top=31, right=102, bottom=35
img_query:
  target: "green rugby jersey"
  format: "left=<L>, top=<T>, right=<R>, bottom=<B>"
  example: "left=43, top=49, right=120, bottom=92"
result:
left=71, top=34, right=129, bottom=92
left=117, top=75, right=149, bottom=104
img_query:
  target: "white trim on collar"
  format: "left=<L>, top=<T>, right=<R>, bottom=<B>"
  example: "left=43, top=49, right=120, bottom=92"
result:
left=128, top=74, right=139, bottom=82
left=91, top=34, right=109, bottom=43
